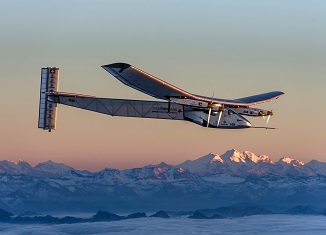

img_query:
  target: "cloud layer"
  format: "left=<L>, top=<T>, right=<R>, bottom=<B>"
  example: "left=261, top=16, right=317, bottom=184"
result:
left=1, top=215, right=326, bottom=235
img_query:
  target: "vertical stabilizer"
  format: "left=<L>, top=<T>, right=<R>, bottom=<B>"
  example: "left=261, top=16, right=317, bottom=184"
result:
left=38, top=67, right=59, bottom=132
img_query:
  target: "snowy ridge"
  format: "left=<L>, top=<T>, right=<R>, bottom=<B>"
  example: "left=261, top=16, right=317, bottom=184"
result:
left=177, top=149, right=314, bottom=176
left=0, top=159, right=90, bottom=177
left=279, top=157, right=305, bottom=166
left=0, top=160, right=33, bottom=175
left=34, top=160, right=77, bottom=176
left=0, top=149, right=326, bottom=212
left=1, top=149, right=325, bottom=177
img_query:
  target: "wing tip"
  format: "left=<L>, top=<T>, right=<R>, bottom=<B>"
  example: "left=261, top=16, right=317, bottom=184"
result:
left=101, top=63, right=131, bottom=69
left=274, top=91, right=285, bottom=99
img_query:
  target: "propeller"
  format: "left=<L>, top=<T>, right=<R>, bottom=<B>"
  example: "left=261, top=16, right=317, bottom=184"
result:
left=216, top=96, right=227, bottom=127
left=266, top=110, right=273, bottom=123
left=259, top=105, right=274, bottom=124
left=206, top=93, right=215, bottom=127
left=266, top=103, right=275, bottom=124
left=206, top=91, right=226, bottom=128
left=217, top=105, right=225, bottom=127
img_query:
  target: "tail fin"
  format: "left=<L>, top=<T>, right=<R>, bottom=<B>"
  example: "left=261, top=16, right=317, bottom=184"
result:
left=38, top=67, right=59, bottom=132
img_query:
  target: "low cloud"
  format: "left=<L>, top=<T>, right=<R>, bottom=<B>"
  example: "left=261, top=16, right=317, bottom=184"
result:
left=1, top=215, right=326, bottom=235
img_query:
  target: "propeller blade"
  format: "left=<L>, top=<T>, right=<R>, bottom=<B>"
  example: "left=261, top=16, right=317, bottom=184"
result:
left=206, top=90, right=216, bottom=128
left=267, top=115, right=271, bottom=123
left=207, top=108, right=212, bottom=127
left=266, top=103, right=275, bottom=124
left=217, top=110, right=223, bottom=126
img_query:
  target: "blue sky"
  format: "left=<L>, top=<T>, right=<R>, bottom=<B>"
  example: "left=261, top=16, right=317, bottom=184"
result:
left=0, top=0, right=325, bottom=170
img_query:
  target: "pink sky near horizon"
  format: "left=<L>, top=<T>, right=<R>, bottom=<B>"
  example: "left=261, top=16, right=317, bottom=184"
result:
left=0, top=1, right=325, bottom=171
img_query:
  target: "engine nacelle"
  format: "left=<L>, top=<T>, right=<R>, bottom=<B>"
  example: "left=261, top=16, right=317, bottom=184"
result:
left=233, top=107, right=272, bottom=117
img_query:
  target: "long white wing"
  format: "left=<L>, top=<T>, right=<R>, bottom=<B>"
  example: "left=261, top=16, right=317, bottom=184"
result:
left=102, top=63, right=284, bottom=106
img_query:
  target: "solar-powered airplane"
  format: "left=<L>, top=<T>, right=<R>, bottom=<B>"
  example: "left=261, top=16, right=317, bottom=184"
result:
left=38, top=63, right=284, bottom=132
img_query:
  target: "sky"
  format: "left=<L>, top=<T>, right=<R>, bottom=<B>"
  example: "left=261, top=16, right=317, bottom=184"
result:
left=0, top=0, right=325, bottom=171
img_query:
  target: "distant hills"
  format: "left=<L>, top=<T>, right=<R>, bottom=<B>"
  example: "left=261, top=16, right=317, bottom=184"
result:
left=1, top=204, right=326, bottom=225
left=1, top=149, right=326, bottom=213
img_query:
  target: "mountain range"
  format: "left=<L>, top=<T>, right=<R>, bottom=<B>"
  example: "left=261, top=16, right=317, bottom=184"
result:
left=1, top=149, right=326, bottom=213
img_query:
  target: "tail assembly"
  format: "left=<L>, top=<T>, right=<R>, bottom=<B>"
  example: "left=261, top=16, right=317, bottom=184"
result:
left=38, top=67, right=59, bottom=132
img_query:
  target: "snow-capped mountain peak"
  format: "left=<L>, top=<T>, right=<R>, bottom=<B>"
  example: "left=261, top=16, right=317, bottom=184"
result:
left=244, top=151, right=258, bottom=163
left=0, top=160, right=32, bottom=174
left=151, top=162, right=172, bottom=174
left=282, top=157, right=295, bottom=164
left=258, top=155, right=273, bottom=163
left=176, top=149, right=317, bottom=177
left=230, top=154, right=246, bottom=163
left=211, top=154, right=224, bottom=164
left=221, top=149, right=246, bottom=163
left=147, top=162, right=172, bottom=169
left=280, top=157, right=305, bottom=166
left=7, top=159, right=26, bottom=165
left=34, top=160, right=75, bottom=176
left=176, top=153, right=220, bottom=173
left=244, top=151, right=273, bottom=164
